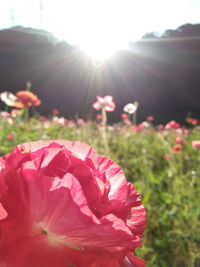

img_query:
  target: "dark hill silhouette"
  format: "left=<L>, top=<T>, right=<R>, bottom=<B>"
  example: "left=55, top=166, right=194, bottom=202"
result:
left=0, top=24, right=199, bottom=123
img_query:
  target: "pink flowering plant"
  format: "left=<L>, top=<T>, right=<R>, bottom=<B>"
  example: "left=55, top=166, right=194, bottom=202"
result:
left=93, top=95, right=115, bottom=127
left=0, top=140, right=146, bottom=267
left=93, top=95, right=116, bottom=112
left=192, top=140, right=200, bottom=150
left=93, top=96, right=116, bottom=153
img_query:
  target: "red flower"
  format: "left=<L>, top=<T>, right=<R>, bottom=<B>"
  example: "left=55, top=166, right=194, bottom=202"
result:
left=86, top=119, right=92, bottom=124
left=96, top=114, right=103, bottom=120
left=14, top=91, right=41, bottom=108
left=121, top=113, right=129, bottom=120
left=191, top=119, right=198, bottom=126
left=93, top=95, right=115, bottom=112
left=77, top=118, right=85, bottom=126
left=6, top=133, right=14, bottom=140
left=186, top=117, right=193, bottom=124
left=186, top=117, right=198, bottom=125
left=131, top=125, right=138, bottom=133
left=174, top=137, right=186, bottom=145
left=163, top=154, right=171, bottom=160
left=52, top=109, right=59, bottom=115
left=0, top=140, right=146, bottom=267
left=157, top=124, right=164, bottom=130
left=67, top=120, right=76, bottom=127
left=147, top=116, right=154, bottom=122
left=165, top=120, right=180, bottom=129
left=123, top=119, right=132, bottom=126
left=39, top=116, right=47, bottom=122
left=137, top=124, right=143, bottom=131
left=172, top=144, right=182, bottom=153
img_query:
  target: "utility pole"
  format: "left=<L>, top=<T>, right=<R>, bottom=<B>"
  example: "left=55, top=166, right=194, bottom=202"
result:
left=10, top=9, right=14, bottom=27
left=39, top=0, right=43, bottom=28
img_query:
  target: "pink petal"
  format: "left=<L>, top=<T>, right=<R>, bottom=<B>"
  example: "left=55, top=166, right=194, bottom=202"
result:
left=104, top=95, right=113, bottom=103
left=96, top=96, right=105, bottom=104
left=92, top=101, right=101, bottom=110
left=0, top=203, right=7, bottom=220
left=20, top=141, right=146, bottom=237
left=21, top=140, right=96, bottom=162
left=91, top=155, right=146, bottom=238
left=105, top=101, right=116, bottom=112
left=1, top=167, right=137, bottom=257
left=120, top=252, right=146, bottom=267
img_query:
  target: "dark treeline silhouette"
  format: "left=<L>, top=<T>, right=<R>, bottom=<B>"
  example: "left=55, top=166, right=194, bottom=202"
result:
left=0, top=24, right=199, bottom=123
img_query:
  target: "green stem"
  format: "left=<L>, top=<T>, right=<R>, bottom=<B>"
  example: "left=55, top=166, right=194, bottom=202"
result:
left=24, top=107, right=29, bottom=122
left=102, top=108, right=107, bottom=128
left=133, top=111, right=137, bottom=125
left=26, top=81, right=31, bottom=91
left=101, top=108, right=109, bottom=155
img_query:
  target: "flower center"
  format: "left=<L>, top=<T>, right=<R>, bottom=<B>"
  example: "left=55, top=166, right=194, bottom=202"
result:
left=38, top=224, right=81, bottom=251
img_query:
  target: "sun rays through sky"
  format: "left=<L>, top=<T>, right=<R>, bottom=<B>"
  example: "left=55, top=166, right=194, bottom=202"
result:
left=1, top=0, right=200, bottom=60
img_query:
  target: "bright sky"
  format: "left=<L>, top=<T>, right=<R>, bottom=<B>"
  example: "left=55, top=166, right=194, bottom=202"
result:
left=1, top=0, right=200, bottom=59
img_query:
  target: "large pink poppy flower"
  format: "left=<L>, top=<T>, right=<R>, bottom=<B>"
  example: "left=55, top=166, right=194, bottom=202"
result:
left=92, top=95, right=116, bottom=112
left=0, top=140, right=146, bottom=267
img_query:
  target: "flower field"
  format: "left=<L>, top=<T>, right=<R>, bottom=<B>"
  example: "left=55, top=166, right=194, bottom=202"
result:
left=0, top=108, right=199, bottom=266
left=0, top=91, right=199, bottom=266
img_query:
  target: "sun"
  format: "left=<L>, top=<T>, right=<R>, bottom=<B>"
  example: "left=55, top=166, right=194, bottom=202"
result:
left=80, top=40, right=124, bottom=61
left=44, top=0, right=145, bottom=61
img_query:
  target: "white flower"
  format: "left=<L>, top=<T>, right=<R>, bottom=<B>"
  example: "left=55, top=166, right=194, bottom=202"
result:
left=52, top=116, right=66, bottom=126
left=0, top=91, right=17, bottom=106
left=123, top=102, right=138, bottom=114
left=141, top=121, right=150, bottom=128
